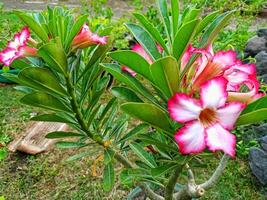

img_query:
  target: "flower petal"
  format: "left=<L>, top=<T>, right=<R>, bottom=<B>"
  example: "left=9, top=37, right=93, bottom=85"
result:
left=206, top=123, right=236, bottom=157
left=168, top=93, right=201, bottom=123
left=174, top=121, right=206, bottom=155
left=213, top=50, right=238, bottom=69
left=217, top=102, right=246, bottom=130
left=121, top=66, right=137, bottom=76
left=0, top=48, right=17, bottom=66
left=200, top=77, right=228, bottom=109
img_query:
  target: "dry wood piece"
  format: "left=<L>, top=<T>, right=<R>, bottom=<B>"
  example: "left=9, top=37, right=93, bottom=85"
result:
left=8, top=121, right=68, bottom=154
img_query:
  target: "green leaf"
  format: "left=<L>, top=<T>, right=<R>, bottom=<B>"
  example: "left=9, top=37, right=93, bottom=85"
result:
left=102, top=63, right=160, bottom=108
left=121, top=103, right=174, bottom=134
left=20, top=92, right=71, bottom=112
left=118, top=123, right=149, bottom=144
left=56, top=141, right=87, bottom=149
left=125, top=23, right=161, bottom=61
left=18, top=67, right=68, bottom=96
left=111, top=86, right=143, bottom=103
left=129, top=142, right=157, bottom=168
left=15, top=12, right=49, bottom=42
left=103, top=163, right=115, bottom=192
left=104, top=149, right=115, bottom=165
left=172, top=19, right=199, bottom=62
left=150, top=56, right=179, bottom=97
left=171, top=0, right=179, bottom=36
left=65, top=15, right=88, bottom=50
left=195, top=11, right=220, bottom=36
left=199, top=11, right=234, bottom=48
left=133, top=13, right=168, bottom=53
left=137, top=134, right=178, bottom=152
left=45, top=131, right=84, bottom=139
left=151, top=163, right=179, bottom=177
left=109, top=50, right=152, bottom=81
left=38, top=40, right=68, bottom=74
left=182, top=9, right=200, bottom=24
left=157, top=0, right=171, bottom=40
left=31, top=113, right=76, bottom=124
left=237, top=96, right=267, bottom=125
left=10, top=59, right=30, bottom=70
left=66, top=151, right=92, bottom=162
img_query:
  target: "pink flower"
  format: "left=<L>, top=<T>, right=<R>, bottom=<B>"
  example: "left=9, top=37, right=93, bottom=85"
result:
left=72, top=24, right=108, bottom=49
left=0, top=27, right=37, bottom=66
left=180, top=44, right=264, bottom=103
left=168, top=77, right=246, bottom=157
left=122, top=44, right=163, bottom=76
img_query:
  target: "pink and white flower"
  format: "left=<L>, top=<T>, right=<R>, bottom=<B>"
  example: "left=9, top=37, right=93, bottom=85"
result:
left=168, top=77, right=246, bottom=157
left=180, top=44, right=264, bottom=103
left=0, top=27, right=37, bottom=66
left=122, top=44, right=163, bottom=76
left=72, top=24, right=108, bottom=49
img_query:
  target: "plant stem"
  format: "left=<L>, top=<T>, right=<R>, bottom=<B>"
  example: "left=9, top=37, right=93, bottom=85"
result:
left=199, top=154, right=230, bottom=190
left=65, top=73, right=163, bottom=200
left=165, top=165, right=183, bottom=200
left=65, top=73, right=103, bottom=145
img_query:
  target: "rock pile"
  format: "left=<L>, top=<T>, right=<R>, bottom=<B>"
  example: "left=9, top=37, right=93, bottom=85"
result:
left=245, top=28, right=267, bottom=82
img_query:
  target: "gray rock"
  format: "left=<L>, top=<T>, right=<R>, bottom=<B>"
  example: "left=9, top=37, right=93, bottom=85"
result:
left=253, top=123, right=267, bottom=139
left=249, top=147, right=267, bottom=185
left=255, top=51, right=267, bottom=77
left=245, top=36, right=267, bottom=57
left=258, top=29, right=267, bottom=39
left=260, top=136, right=267, bottom=152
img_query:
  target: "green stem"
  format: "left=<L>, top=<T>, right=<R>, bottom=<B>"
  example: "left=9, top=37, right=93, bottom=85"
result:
left=65, top=73, right=103, bottom=145
left=165, top=165, right=183, bottom=200
left=65, top=73, right=163, bottom=200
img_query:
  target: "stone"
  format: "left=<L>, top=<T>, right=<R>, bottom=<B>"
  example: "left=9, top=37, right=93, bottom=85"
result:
left=8, top=121, right=68, bottom=154
left=255, top=51, right=267, bottom=77
left=249, top=147, right=267, bottom=185
left=245, top=36, right=267, bottom=57
left=260, top=136, right=267, bottom=152
left=253, top=123, right=267, bottom=139
left=258, top=29, right=267, bottom=39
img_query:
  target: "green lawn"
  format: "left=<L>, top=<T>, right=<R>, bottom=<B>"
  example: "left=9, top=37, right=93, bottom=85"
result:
left=0, top=85, right=266, bottom=199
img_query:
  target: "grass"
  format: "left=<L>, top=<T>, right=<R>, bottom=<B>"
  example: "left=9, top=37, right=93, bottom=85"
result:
left=0, top=85, right=266, bottom=199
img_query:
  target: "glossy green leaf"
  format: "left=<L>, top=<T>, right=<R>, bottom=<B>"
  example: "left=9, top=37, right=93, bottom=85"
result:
left=18, top=67, right=68, bottom=96
left=103, top=163, right=115, bottom=192
left=15, top=12, right=49, bottom=42
left=172, top=19, right=199, bottom=61
left=157, top=0, right=171, bottom=40
left=111, top=87, right=143, bottom=103
left=66, top=151, right=92, bottom=162
left=20, top=92, right=71, bottom=112
left=171, top=0, right=179, bottom=36
left=102, top=63, right=160, bottom=107
left=133, top=13, right=168, bottom=53
left=129, top=142, right=157, bottom=168
left=183, top=9, right=200, bottom=24
left=31, top=113, right=76, bottom=124
left=56, top=141, right=87, bottom=149
left=138, top=134, right=178, bottom=152
left=104, top=149, right=115, bottom=165
left=150, top=56, right=179, bottom=97
left=195, top=11, right=220, bottom=35
left=118, top=123, right=149, bottom=144
left=38, top=40, right=68, bottom=74
left=237, top=96, right=267, bottom=125
left=200, top=11, right=234, bottom=48
left=65, top=15, right=88, bottom=50
left=121, top=103, right=174, bottom=134
left=125, top=23, right=161, bottom=61
left=151, top=163, right=179, bottom=177
left=45, top=131, right=84, bottom=139
left=109, top=50, right=152, bottom=81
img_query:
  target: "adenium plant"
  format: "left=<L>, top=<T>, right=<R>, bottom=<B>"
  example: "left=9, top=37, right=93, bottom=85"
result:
left=1, top=1, right=267, bottom=200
